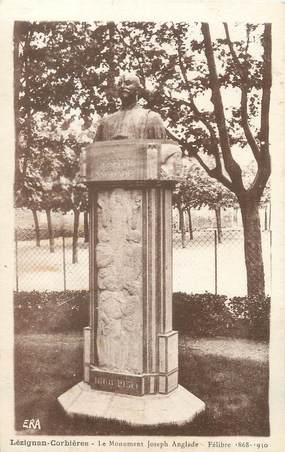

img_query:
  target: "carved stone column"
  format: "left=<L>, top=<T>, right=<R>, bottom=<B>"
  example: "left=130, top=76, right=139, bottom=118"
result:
left=58, top=139, right=205, bottom=425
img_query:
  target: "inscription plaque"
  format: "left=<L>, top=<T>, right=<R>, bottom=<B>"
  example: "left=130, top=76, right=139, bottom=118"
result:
left=81, top=139, right=182, bottom=183
left=90, top=369, right=143, bottom=396
left=86, top=141, right=145, bottom=181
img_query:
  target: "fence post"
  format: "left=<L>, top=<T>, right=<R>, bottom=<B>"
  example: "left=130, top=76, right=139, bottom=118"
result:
left=62, top=234, right=67, bottom=291
left=214, top=230, right=217, bottom=295
left=15, top=230, right=19, bottom=292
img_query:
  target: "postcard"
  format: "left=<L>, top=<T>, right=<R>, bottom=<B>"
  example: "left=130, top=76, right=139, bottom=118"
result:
left=0, top=1, right=285, bottom=452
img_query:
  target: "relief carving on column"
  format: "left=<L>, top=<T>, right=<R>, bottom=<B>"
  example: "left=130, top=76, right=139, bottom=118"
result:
left=95, top=242, right=114, bottom=268
left=126, top=193, right=142, bottom=243
left=98, top=266, right=122, bottom=291
left=96, top=189, right=143, bottom=374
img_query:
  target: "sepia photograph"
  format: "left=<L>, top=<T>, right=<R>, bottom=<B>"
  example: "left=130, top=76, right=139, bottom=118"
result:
left=1, top=1, right=285, bottom=452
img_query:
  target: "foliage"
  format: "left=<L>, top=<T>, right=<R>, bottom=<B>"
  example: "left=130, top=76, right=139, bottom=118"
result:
left=173, top=291, right=231, bottom=336
left=174, top=160, right=237, bottom=212
left=14, top=290, right=270, bottom=340
left=227, top=295, right=270, bottom=340
left=14, top=290, right=89, bottom=333
left=14, top=21, right=271, bottom=295
left=173, top=292, right=270, bottom=340
left=15, top=21, right=270, bottom=199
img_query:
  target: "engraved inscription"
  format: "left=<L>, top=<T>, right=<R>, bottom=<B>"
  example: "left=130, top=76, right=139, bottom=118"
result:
left=84, top=141, right=183, bottom=181
left=91, top=371, right=142, bottom=395
left=93, top=377, right=139, bottom=390
left=89, top=147, right=143, bottom=181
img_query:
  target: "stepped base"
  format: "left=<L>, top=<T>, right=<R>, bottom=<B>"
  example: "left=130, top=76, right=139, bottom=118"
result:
left=58, top=381, right=205, bottom=426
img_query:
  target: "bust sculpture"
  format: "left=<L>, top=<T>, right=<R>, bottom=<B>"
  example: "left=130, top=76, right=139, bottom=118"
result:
left=94, top=72, right=166, bottom=141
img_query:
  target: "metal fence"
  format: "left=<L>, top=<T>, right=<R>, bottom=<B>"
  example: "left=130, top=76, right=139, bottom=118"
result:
left=14, top=228, right=272, bottom=297
left=173, top=228, right=271, bottom=296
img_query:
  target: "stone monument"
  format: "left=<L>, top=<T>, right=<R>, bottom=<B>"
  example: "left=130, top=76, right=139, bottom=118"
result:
left=58, top=73, right=205, bottom=425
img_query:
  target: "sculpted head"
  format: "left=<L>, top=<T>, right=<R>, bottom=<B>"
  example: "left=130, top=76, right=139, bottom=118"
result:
left=117, top=72, right=142, bottom=107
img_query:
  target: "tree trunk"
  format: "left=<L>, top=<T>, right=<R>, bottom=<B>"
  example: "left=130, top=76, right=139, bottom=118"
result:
left=178, top=208, right=186, bottom=248
left=177, top=207, right=181, bottom=230
left=187, top=207, right=193, bottom=240
left=233, top=207, right=239, bottom=226
left=240, top=199, right=265, bottom=297
left=84, top=211, right=89, bottom=242
left=215, top=207, right=223, bottom=243
left=45, top=209, right=54, bottom=253
left=31, top=208, right=40, bottom=247
left=72, top=209, right=80, bottom=264
left=14, top=23, right=22, bottom=191
left=264, top=205, right=268, bottom=231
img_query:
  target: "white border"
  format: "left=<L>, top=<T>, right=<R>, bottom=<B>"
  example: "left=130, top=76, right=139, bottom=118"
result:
left=1, top=1, right=285, bottom=451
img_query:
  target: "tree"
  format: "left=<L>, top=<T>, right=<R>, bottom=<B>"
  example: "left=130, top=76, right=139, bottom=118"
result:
left=14, top=21, right=271, bottom=296
left=117, top=21, right=271, bottom=296
left=14, top=173, right=42, bottom=247
left=14, top=21, right=118, bottom=258
left=83, top=211, right=89, bottom=242
left=242, top=160, right=271, bottom=231
left=40, top=176, right=59, bottom=253
left=173, top=184, right=187, bottom=248
left=199, top=23, right=271, bottom=296
left=261, top=181, right=271, bottom=230
left=93, top=21, right=271, bottom=295
left=38, top=118, right=91, bottom=263
left=53, top=175, right=88, bottom=263
left=195, top=174, right=238, bottom=244
left=175, top=161, right=237, bottom=243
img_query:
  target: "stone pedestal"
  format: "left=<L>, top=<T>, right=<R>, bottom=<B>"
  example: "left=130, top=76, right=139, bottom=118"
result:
left=58, top=139, right=205, bottom=425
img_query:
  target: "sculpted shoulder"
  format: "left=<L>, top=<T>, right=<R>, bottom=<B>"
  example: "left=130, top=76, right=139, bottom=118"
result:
left=145, top=109, right=166, bottom=140
left=99, top=110, right=121, bottom=125
left=147, top=110, right=163, bottom=120
left=147, top=110, right=165, bottom=125
left=95, top=110, right=121, bottom=141
left=95, top=104, right=166, bottom=141
left=97, top=106, right=163, bottom=125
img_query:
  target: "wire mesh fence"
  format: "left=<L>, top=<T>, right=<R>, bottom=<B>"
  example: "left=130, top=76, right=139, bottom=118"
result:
left=173, top=228, right=271, bottom=296
left=14, top=227, right=272, bottom=296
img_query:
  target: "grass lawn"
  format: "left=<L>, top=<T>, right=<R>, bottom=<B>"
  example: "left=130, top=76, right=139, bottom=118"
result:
left=14, top=333, right=269, bottom=436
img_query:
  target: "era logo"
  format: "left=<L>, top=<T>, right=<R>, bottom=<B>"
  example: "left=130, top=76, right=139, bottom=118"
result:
left=23, top=419, right=41, bottom=430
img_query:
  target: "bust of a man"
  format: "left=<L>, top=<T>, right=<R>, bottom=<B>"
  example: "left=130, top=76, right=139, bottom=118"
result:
left=95, top=72, right=166, bottom=141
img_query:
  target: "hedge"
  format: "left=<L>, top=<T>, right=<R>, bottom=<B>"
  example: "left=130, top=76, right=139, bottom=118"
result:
left=14, top=291, right=89, bottom=334
left=173, top=292, right=270, bottom=341
left=14, top=290, right=270, bottom=341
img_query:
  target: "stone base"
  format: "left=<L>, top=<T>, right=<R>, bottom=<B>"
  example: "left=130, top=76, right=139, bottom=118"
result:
left=58, top=382, right=205, bottom=426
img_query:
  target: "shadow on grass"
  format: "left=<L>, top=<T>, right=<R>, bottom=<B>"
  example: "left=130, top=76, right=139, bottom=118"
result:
left=14, top=333, right=269, bottom=436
